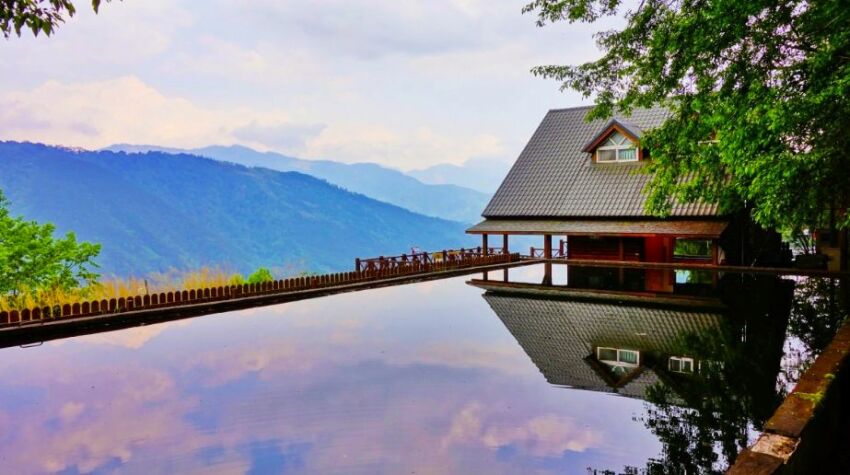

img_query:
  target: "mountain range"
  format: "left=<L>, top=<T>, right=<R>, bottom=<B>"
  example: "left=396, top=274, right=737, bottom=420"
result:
left=104, top=144, right=492, bottom=223
left=408, top=158, right=512, bottom=194
left=0, top=141, right=475, bottom=277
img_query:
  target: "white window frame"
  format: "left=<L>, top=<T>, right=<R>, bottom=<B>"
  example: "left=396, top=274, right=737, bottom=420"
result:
left=597, top=347, right=640, bottom=367
left=595, top=131, right=639, bottom=163
left=668, top=356, right=695, bottom=374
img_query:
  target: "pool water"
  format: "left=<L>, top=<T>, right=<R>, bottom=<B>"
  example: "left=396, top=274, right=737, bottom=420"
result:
left=0, top=264, right=845, bottom=474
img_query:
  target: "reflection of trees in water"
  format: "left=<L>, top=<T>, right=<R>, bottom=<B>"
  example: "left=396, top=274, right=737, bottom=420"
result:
left=637, top=275, right=808, bottom=474
left=640, top=328, right=754, bottom=474
left=781, top=277, right=848, bottom=388
left=557, top=275, right=844, bottom=475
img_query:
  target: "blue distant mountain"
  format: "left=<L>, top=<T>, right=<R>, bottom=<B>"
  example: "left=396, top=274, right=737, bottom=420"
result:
left=408, top=157, right=512, bottom=194
left=0, top=141, right=475, bottom=277
left=104, top=144, right=490, bottom=223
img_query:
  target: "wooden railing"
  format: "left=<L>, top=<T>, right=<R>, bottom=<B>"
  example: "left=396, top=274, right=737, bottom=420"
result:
left=355, top=247, right=508, bottom=273
left=0, top=251, right=520, bottom=328
left=528, top=247, right=567, bottom=259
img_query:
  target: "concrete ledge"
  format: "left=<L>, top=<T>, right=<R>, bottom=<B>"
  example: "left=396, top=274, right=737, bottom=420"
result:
left=728, top=450, right=785, bottom=475
left=727, top=320, right=850, bottom=474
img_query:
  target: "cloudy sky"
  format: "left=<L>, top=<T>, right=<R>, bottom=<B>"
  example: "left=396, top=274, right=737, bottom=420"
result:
left=0, top=1, right=620, bottom=170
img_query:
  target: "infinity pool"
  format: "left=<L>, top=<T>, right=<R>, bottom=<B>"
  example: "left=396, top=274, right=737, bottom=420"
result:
left=0, top=264, right=844, bottom=474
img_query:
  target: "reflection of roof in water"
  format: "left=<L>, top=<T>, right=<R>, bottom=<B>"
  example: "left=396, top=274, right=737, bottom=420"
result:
left=483, top=292, right=724, bottom=397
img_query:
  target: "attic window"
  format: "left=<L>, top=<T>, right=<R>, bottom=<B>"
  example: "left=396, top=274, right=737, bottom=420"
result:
left=668, top=356, right=695, bottom=374
left=596, top=131, right=638, bottom=162
left=597, top=347, right=639, bottom=366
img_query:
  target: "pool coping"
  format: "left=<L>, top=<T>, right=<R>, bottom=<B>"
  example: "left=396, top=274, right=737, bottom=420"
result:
left=727, top=319, right=850, bottom=474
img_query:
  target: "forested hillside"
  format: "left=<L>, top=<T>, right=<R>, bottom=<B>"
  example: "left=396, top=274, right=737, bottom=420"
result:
left=0, top=142, right=473, bottom=276
left=106, top=144, right=490, bottom=223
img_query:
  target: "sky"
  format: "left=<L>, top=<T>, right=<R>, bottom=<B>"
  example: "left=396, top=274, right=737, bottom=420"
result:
left=0, top=0, right=621, bottom=171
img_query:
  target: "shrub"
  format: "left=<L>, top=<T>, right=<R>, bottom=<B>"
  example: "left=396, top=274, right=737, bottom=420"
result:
left=247, top=267, right=274, bottom=284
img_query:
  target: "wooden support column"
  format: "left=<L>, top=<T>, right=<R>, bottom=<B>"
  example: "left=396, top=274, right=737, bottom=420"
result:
left=543, top=234, right=553, bottom=285
left=618, top=237, right=625, bottom=285
left=712, top=239, right=719, bottom=266
left=482, top=234, right=489, bottom=256
left=503, top=234, right=509, bottom=255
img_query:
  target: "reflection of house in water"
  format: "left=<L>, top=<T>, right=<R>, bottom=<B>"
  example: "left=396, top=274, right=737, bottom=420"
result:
left=474, top=267, right=796, bottom=472
left=472, top=266, right=794, bottom=403
left=487, top=263, right=722, bottom=306
left=480, top=288, right=724, bottom=399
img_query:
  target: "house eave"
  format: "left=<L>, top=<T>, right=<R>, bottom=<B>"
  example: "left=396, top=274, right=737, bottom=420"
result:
left=466, top=217, right=729, bottom=238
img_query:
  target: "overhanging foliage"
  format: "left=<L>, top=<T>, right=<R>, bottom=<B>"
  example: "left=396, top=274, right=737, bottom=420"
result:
left=524, top=0, right=850, bottom=232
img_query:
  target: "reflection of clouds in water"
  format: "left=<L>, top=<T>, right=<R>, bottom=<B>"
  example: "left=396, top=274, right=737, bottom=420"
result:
left=414, top=280, right=438, bottom=295
left=443, top=402, right=602, bottom=458
left=46, top=320, right=193, bottom=350
left=59, top=401, right=86, bottom=424
left=187, top=343, right=308, bottom=387
left=402, top=340, right=531, bottom=376
left=79, top=320, right=193, bottom=349
left=0, top=345, right=626, bottom=474
left=483, top=414, right=601, bottom=456
left=1, top=367, right=200, bottom=474
left=0, top=269, right=657, bottom=473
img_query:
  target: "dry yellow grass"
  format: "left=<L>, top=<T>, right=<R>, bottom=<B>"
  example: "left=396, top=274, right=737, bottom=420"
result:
left=1, top=266, right=246, bottom=311
left=1, top=262, right=324, bottom=312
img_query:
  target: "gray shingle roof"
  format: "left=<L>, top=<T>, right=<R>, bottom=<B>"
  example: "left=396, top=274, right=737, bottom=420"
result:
left=483, top=106, right=718, bottom=218
left=483, top=292, right=723, bottom=397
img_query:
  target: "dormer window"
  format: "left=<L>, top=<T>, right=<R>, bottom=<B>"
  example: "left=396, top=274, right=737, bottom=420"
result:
left=595, top=131, right=638, bottom=162
left=581, top=118, right=644, bottom=162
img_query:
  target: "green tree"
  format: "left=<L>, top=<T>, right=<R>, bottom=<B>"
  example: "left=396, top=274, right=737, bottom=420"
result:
left=247, top=267, right=274, bottom=284
left=1, top=0, right=112, bottom=38
left=0, top=190, right=100, bottom=307
left=523, top=0, right=850, bottom=232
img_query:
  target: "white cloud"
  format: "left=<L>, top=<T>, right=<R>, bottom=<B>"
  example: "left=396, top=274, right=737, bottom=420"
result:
left=0, top=0, right=624, bottom=168
left=234, top=121, right=327, bottom=153
left=305, top=123, right=505, bottom=168
left=0, top=77, right=226, bottom=148
left=0, top=77, right=510, bottom=169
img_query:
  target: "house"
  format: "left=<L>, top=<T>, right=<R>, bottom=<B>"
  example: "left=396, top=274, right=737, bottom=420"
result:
left=468, top=106, right=758, bottom=266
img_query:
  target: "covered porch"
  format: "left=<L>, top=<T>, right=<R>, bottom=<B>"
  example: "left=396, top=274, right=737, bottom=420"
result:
left=466, top=218, right=729, bottom=266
